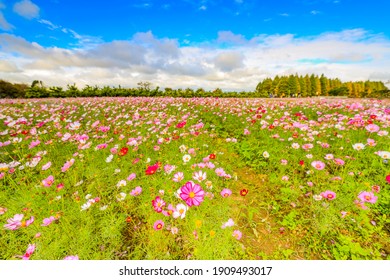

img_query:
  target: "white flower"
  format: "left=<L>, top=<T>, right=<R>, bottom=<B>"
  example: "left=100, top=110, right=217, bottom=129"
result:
left=81, top=201, right=92, bottom=211
left=292, top=143, right=300, bottom=149
left=179, top=145, right=187, bottom=153
left=182, top=154, right=191, bottom=163
left=85, top=194, right=92, bottom=200
left=116, top=192, right=127, bottom=201
left=100, top=205, right=108, bottom=211
left=306, top=154, right=313, bottom=159
left=106, top=154, right=113, bottom=163
left=114, top=169, right=121, bottom=174
left=193, top=170, right=207, bottom=182
left=313, top=195, right=323, bottom=201
left=263, top=151, right=270, bottom=158
left=324, top=154, right=334, bottom=160
left=117, top=180, right=127, bottom=187
left=378, top=151, right=390, bottom=159
left=172, top=204, right=188, bottom=219
left=352, top=143, right=365, bottom=150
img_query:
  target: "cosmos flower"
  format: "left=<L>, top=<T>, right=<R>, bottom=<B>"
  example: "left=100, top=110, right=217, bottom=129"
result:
left=233, top=230, right=242, bottom=240
left=321, top=190, right=336, bottom=200
left=179, top=181, right=205, bottom=207
left=311, top=161, right=326, bottom=170
left=22, top=244, right=35, bottom=260
left=358, top=191, right=378, bottom=204
left=153, top=220, right=164, bottom=230
left=42, top=175, right=54, bottom=187
left=220, top=188, right=232, bottom=197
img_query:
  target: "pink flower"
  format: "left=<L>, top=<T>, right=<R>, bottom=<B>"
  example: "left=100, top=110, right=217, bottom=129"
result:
left=193, top=170, right=207, bottom=182
left=221, top=218, right=234, bottom=229
left=220, top=188, right=232, bottom=197
left=333, top=158, right=345, bottom=166
left=321, top=190, right=336, bottom=200
left=386, top=175, right=390, bottom=184
left=365, top=124, right=380, bottom=133
left=64, top=255, right=79, bottom=260
left=173, top=172, right=184, bottom=182
left=22, top=244, right=35, bottom=260
left=341, top=211, right=348, bottom=218
left=41, top=162, right=52, bottom=171
left=0, top=207, right=7, bottom=215
left=127, top=173, right=136, bottom=181
left=215, top=167, right=226, bottom=177
left=281, top=175, right=289, bottom=181
left=179, top=181, right=205, bottom=207
left=152, top=196, right=165, bottom=213
left=42, top=175, right=54, bottom=187
left=96, top=143, right=108, bottom=149
left=28, top=140, right=40, bottom=149
left=4, top=213, right=23, bottom=230
left=358, top=191, right=378, bottom=204
left=41, top=216, right=56, bottom=226
left=233, top=230, right=242, bottom=240
left=153, top=220, right=164, bottom=230
left=311, top=161, right=326, bottom=170
left=130, top=186, right=142, bottom=196
left=61, top=158, right=75, bottom=172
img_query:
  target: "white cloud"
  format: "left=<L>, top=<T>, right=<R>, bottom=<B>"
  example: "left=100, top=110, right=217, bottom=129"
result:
left=199, top=5, right=207, bottom=10
left=0, top=12, right=14, bottom=30
left=0, top=29, right=389, bottom=91
left=13, top=0, right=40, bottom=19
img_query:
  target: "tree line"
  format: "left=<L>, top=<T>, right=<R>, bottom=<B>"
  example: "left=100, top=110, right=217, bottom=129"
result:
left=255, top=74, right=388, bottom=98
left=0, top=75, right=389, bottom=99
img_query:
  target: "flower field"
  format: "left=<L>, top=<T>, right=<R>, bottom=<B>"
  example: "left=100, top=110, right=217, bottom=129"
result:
left=0, top=97, right=389, bottom=260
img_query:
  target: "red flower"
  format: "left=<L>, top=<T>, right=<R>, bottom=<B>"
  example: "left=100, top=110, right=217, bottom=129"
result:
left=299, top=160, right=305, bottom=166
left=370, top=115, right=377, bottom=119
left=209, top=154, right=216, bottom=160
left=386, top=175, right=390, bottom=184
left=118, top=147, right=128, bottom=156
left=240, top=189, right=249, bottom=196
left=176, top=121, right=186, bottom=128
left=145, top=164, right=158, bottom=175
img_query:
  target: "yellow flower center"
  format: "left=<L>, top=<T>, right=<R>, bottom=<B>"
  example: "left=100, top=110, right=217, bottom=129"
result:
left=189, top=192, right=195, bottom=198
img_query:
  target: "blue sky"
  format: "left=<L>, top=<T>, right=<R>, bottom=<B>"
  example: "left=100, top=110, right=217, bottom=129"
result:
left=0, top=0, right=389, bottom=90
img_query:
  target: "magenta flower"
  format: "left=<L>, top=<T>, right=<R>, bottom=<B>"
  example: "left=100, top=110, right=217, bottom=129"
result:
left=358, top=191, right=378, bottom=204
left=179, top=181, right=205, bottom=207
left=42, top=175, right=54, bottom=187
left=386, top=175, right=390, bottom=184
left=152, top=196, right=166, bottom=212
left=153, top=220, right=164, bottom=230
left=311, top=161, right=326, bottom=170
left=22, top=244, right=35, bottom=260
left=220, top=188, right=232, bottom=197
left=321, top=190, right=336, bottom=200
left=130, top=186, right=142, bottom=196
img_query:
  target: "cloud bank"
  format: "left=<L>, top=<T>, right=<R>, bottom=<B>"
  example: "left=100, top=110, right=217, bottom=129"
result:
left=0, top=28, right=389, bottom=90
